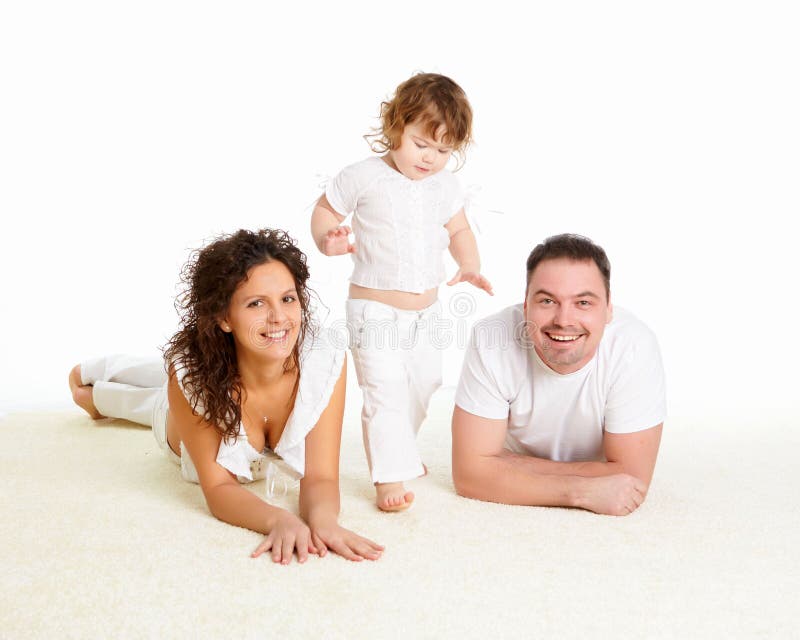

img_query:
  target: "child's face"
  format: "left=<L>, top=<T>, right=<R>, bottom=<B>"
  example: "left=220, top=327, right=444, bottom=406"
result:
left=388, top=120, right=453, bottom=180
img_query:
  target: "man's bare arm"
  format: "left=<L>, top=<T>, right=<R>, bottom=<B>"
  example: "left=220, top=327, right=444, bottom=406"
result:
left=451, top=406, right=656, bottom=516
left=496, top=423, right=663, bottom=486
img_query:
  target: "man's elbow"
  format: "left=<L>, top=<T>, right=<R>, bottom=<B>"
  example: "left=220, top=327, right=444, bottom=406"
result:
left=452, top=459, right=486, bottom=500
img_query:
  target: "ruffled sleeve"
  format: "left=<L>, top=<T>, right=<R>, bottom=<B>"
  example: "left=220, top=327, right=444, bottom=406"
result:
left=215, top=432, right=268, bottom=482
left=274, top=330, right=345, bottom=479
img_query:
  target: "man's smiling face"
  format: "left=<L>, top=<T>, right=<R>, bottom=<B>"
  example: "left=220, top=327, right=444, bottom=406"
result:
left=524, top=257, right=612, bottom=374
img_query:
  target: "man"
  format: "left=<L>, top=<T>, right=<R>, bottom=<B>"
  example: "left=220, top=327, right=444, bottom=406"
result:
left=452, top=234, right=666, bottom=516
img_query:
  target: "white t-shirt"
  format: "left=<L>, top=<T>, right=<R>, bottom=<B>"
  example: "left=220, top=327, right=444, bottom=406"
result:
left=455, top=304, right=666, bottom=462
left=325, top=156, right=464, bottom=293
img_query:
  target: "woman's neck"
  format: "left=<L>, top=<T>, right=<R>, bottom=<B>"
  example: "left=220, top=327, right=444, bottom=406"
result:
left=236, top=352, right=289, bottom=389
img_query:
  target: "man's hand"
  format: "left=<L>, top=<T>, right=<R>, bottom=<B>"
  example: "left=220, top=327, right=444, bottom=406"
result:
left=321, top=226, right=356, bottom=256
left=574, top=473, right=648, bottom=516
left=447, top=269, right=494, bottom=295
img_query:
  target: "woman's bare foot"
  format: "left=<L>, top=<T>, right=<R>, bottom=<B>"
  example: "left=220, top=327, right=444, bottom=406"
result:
left=68, top=365, right=105, bottom=419
left=375, top=482, right=414, bottom=512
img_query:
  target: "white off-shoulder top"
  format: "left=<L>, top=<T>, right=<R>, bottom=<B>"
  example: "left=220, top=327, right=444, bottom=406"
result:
left=173, top=331, right=344, bottom=484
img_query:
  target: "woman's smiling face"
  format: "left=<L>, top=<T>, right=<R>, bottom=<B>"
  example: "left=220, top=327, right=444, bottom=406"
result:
left=221, top=260, right=302, bottom=362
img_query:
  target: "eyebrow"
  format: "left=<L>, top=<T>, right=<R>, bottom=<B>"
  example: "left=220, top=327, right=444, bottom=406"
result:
left=244, top=288, right=297, bottom=299
left=411, top=134, right=452, bottom=150
left=532, top=289, right=601, bottom=300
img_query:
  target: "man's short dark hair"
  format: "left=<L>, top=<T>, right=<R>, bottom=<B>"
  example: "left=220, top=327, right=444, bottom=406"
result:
left=525, top=234, right=611, bottom=298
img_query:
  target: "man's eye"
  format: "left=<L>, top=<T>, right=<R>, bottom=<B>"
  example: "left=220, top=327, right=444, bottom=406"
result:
left=540, top=298, right=553, bottom=305
left=578, top=300, right=591, bottom=307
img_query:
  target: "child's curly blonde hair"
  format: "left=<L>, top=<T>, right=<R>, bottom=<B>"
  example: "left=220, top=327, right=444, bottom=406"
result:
left=366, top=72, right=473, bottom=170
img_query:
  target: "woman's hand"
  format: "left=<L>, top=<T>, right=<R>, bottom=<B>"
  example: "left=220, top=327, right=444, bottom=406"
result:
left=310, top=521, right=384, bottom=562
left=251, top=510, right=318, bottom=565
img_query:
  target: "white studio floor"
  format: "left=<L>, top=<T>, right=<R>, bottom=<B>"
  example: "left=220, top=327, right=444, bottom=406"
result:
left=1, top=387, right=798, bottom=640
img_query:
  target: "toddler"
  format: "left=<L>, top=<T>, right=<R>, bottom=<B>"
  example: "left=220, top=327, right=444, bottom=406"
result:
left=311, top=73, right=492, bottom=511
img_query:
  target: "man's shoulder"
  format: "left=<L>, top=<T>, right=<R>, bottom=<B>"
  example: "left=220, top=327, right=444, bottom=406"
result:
left=600, top=307, right=661, bottom=361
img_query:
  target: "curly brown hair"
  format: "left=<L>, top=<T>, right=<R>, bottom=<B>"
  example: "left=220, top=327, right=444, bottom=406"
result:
left=365, top=72, right=473, bottom=170
left=163, top=228, right=313, bottom=442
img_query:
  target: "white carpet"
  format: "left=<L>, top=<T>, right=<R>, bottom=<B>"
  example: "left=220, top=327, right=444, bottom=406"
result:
left=1, top=388, right=798, bottom=639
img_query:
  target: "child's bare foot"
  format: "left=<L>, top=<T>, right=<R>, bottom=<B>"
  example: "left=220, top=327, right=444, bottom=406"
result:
left=68, top=365, right=105, bottom=419
left=375, top=482, right=414, bottom=512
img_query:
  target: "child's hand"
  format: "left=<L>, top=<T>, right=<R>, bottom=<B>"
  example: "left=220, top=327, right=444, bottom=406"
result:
left=310, top=521, right=384, bottom=562
left=251, top=510, right=318, bottom=565
left=321, top=226, right=356, bottom=256
left=447, top=269, right=494, bottom=295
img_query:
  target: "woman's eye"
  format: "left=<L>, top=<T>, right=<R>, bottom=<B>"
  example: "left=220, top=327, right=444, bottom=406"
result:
left=283, top=296, right=296, bottom=303
left=248, top=300, right=263, bottom=308
left=415, top=142, right=426, bottom=149
left=438, top=149, right=451, bottom=155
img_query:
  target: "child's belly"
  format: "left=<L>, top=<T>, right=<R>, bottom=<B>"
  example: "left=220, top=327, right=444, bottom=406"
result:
left=349, top=283, right=438, bottom=311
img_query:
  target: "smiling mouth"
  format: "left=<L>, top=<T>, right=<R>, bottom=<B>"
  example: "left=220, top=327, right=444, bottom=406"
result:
left=544, top=332, right=583, bottom=343
left=260, top=329, right=289, bottom=341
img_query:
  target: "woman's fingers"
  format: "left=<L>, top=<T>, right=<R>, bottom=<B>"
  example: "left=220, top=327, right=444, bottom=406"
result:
left=312, top=532, right=328, bottom=558
left=280, top=534, right=296, bottom=564
left=251, top=535, right=273, bottom=558
left=352, top=538, right=382, bottom=560
left=296, top=537, right=308, bottom=564
left=351, top=533, right=384, bottom=559
left=329, top=538, right=362, bottom=562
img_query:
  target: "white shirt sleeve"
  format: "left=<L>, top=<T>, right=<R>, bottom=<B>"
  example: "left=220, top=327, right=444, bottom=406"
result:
left=444, top=170, right=466, bottom=221
left=604, top=325, right=667, bottom=433
left=325, top=163, right=362, bottom=216
left=454, top=324, right=511, bottom=421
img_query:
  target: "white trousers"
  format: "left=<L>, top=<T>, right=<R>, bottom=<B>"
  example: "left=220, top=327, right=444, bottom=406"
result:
left=346, top=299, right=443, bottom=484
left=80, top=355, right=178, bottom=464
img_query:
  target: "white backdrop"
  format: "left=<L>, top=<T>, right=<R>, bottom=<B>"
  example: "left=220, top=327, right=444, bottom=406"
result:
left=1, top=1, right=798, bottom=420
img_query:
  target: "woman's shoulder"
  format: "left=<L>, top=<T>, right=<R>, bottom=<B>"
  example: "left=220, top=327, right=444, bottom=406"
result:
left=298, top=328, right=346, bottom=386
left=273, top=328, right=345, bottom=476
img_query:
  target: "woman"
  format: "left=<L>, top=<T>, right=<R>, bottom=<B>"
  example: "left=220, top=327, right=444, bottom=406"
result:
left=68, top=228, right=383, bottom=564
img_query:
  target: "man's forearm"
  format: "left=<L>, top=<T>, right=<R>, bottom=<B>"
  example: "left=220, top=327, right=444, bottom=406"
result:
left=454, top=451, right=649, bottom=516
left=497, top=449, right=626, bottom=478
left=455, top=452, right=590, bottom=507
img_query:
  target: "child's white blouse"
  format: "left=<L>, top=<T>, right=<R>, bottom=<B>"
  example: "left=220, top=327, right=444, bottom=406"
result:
left=325, top=156, right=465, bottom=294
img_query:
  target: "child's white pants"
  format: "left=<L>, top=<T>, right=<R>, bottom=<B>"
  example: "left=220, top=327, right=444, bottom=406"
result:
left=346, top=299, right=443, bottom=484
